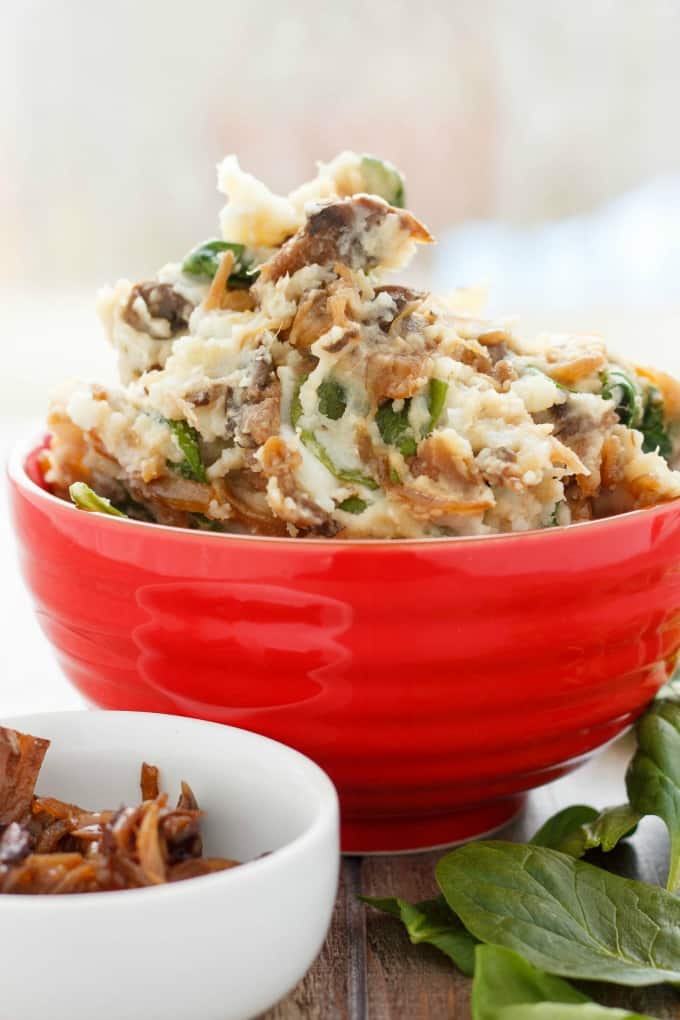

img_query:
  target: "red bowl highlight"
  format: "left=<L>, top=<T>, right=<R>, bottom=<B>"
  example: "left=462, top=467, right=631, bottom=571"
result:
left=8, top=435, right=680, bottom=851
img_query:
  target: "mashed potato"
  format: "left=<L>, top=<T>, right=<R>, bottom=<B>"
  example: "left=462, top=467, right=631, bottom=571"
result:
left=45, top=152, right=680, bottom=538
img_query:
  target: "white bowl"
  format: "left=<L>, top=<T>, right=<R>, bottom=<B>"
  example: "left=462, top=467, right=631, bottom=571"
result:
left=0, top=711, right=340, bottom=1020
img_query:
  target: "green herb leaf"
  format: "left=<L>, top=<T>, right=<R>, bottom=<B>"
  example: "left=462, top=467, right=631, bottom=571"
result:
left=626, top=699, right=680, bottom=891
left=300, top=430, right=378, bottom=490
left=290, top=374, right=307, bottom=428
left=425, top=378, right=449, bottom=434
left=437, top=840, right=680, bottom=985
left=361, top=894, right=476, bottom=976
left=472, top=945, right=653, bottom=1020
left=376, top=399, right=417, bottom=457
left=399, top=439, right=417, bottom=457
left=337, top=496, right=368, bottom=514
left=318, top=378, right=347, bottom=420
left=640, top=386, right=672, bottom=460
left=292, top=375, right=377, bottom=489
left=181, top=239, right=257, bottom=287
left=530, top=804, right=639, bottom=858
left=189, top=513, right=225, bottom=532
left=600, top=370, right=643, bottom=428
left=360, top=155, right=406, bottom=208
left=548, top=501, right=568, bottom=527
left=166, top=419, right=207, bottom=483
left=69, top=482, right=128, bottom=517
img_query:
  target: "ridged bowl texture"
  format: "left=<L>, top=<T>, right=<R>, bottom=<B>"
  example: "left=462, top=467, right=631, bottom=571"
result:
left=9, top=436, right=680, bottom=851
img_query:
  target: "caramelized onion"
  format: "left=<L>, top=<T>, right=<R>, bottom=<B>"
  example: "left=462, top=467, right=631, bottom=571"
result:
left=0, top=726, right=243, bottom=894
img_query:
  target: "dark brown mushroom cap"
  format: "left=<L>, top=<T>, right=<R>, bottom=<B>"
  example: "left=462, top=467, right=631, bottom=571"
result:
left=259, top=195, right=433, bottom=283
left=122, top=282, right=194, bottom=337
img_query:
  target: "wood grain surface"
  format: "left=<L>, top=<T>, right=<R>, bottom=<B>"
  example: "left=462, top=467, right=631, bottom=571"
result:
left=260, top=733, right=680, bottom=1019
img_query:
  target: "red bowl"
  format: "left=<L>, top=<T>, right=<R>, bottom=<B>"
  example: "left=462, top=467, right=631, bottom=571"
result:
left=8, top=434, right=680, bottom=852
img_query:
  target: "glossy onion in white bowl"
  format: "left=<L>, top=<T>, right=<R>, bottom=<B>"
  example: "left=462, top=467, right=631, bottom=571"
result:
left=0, top=711, right=340, bottom=1020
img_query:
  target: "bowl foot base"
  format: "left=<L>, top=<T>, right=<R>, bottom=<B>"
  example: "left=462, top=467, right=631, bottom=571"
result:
left=341, top=793, right=526, bottom=854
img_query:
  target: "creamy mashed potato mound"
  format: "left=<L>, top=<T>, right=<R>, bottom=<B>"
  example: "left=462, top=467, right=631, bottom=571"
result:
left=46, top=152, right=680, bottom=538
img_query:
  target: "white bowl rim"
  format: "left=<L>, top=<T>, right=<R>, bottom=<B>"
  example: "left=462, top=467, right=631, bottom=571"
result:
left=8, top=427, right=680, bottom=548
left=0, top=709, right=339, bottom=908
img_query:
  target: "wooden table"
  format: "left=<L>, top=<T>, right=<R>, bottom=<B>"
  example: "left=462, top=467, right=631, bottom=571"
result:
left=262, top=734, right=680, bottom=1019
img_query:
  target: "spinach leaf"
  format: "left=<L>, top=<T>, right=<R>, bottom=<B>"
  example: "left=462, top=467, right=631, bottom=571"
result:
left=166, top=419, right=207, bottom=483
left=181, top=239, right=256, bottom=287
left=425, top=378, right=449, bottom=434
left=639, top=386, right=672, bottom=460
left=530, top=806, right=599, bottom=849
left=497, top=1009, right=652, bottom=1019
left=436, top=840, right=680, bottom=985
left=626, top=699, right=680, bottom=892
left=291, top=376, right=377, bottom=488
left=472, top=945, right=653, bottom=1020
left=189, top=513, right=225, bottom=533
left=495, top=1009, right=653, bottom=1019
left=69, top=482, right=128, bottom=517
left=318, top=378, right=347, bottom=420
left=299, top=430, right=379, bottom=490
left=290, top=374, right=307, bottom=428
left=376, top=399, right=417, bottom=457
left=360, top=155, right=406, bottom=208
left=337, top=496, right=368, bottom=514
left=376, top=379, right=448, bottom=454
left=530, top=804, right=639, bottom=858
left=361, top=894, right=476, bottom=976
left=600, top=370, right=643, bottom=428
left=600, top=372, right=672, bottom=458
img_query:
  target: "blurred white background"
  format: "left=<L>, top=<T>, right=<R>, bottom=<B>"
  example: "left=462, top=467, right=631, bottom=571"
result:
left=2, top=1, right=680, bottom=703
left=4, top=0, right=680, bottom=423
